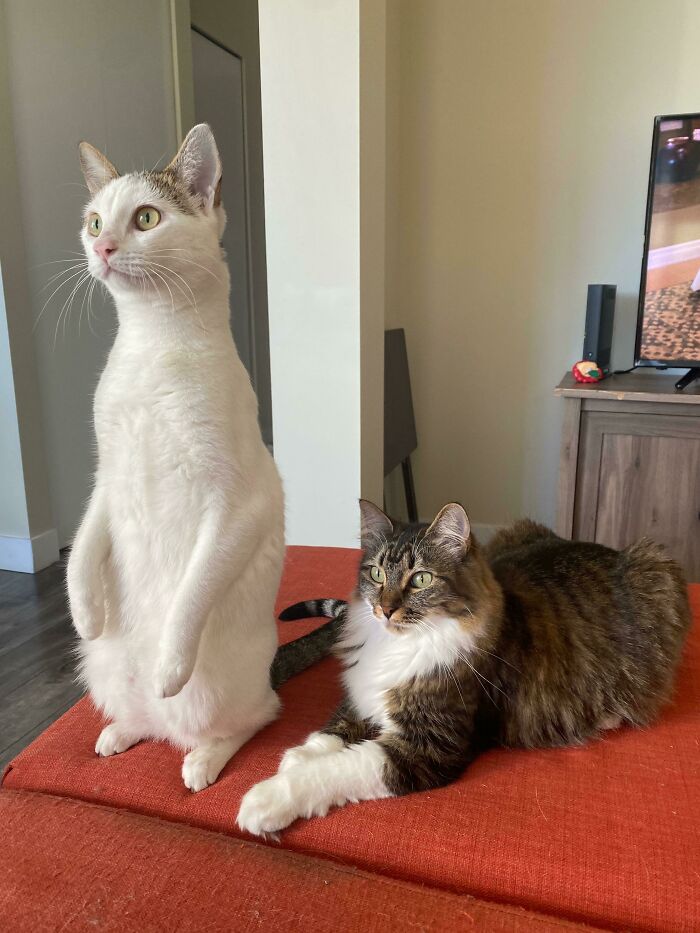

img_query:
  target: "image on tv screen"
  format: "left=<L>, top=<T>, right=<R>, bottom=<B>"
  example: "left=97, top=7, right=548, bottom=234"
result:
left=638, top=114, right=700, bottom=365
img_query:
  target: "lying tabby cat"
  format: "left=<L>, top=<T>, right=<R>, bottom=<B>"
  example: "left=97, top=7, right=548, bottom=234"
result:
left=237, top=500, right=690, bottom=836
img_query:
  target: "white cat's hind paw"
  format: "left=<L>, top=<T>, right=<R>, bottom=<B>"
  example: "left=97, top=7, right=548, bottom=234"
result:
left=95, top=723, right=142, bottom=757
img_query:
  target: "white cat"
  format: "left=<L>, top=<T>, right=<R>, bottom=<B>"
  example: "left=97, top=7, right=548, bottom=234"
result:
left=67, top=125, right=285, bottom=791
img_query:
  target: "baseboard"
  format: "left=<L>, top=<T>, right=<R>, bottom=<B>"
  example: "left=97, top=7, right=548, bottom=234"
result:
left=470, top=522, right=504, bottom=545
left=648, top=237, right=700, bottom=270
left=0, top=528, right=60, bottom=573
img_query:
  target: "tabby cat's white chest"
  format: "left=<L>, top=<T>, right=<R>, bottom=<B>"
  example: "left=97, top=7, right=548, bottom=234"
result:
left=341, top=602, right=475, bottom=729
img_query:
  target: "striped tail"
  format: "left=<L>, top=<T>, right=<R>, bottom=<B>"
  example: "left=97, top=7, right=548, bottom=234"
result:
left=278, top=598, right=347, bottom=622
left=270, top=598, right=347, bottom=689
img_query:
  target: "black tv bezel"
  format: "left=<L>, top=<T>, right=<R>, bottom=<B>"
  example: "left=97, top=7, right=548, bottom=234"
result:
left=634, top=111, right=700, bottom=369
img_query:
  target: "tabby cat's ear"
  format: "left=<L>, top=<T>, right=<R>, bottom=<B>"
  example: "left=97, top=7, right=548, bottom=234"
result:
left=166, top=123, right=222, bottom=209
left=78, top=142, right=119, bottom=196
left=424, top=503, right=471, bottom=557
left=359, top=499, right=393, bottom=547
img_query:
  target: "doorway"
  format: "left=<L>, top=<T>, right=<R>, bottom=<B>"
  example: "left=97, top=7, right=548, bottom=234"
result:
left=189, top=3, right=272, bottom=445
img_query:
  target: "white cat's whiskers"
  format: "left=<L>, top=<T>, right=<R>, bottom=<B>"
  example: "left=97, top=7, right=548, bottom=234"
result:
left=43, top=264, right=88, bottom=292
left=64, top=271, right=93, bottom=341
left=35, top=263, right=89, bottom=332
left=38, top=258, right=89, bottom=276
left=145, top=265, right=179, bottom=317
left=141, top=267, right=169, bottom=307
left=33, top=251, right=86, bottom=271
left=85, top=276, right=99, bottom=337
left=148, top=249, right=223, bottom=285
left=145, top=260, right=207, bottom=332
left=53, top=269, right=92, bottom=350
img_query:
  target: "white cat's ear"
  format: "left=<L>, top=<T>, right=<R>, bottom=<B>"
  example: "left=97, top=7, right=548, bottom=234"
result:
left=359, top=500, right=393, bottom=547
left=78, top=142, right=119, bottom=196
left=424, top=503, right=471, bottom=556
left=167, top=124, right=222, bottom=210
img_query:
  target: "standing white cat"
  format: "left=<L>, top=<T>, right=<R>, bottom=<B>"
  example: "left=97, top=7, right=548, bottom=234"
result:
left=67, top=125, right=284, bottom=790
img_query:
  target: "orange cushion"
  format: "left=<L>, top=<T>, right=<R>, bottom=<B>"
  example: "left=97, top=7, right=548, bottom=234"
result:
left=0, top=789, right=594, bottom=932
left=3, top=548, right=699, bottom=932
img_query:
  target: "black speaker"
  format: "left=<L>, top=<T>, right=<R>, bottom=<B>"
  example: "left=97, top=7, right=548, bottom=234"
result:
left=583, top=284, right=616, bottom=374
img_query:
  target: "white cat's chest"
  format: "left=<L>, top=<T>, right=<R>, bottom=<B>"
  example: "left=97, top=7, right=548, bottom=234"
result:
left=341, top=603, right=475, bottom=729
left=92, top=345, right=240, bottom=545
left=96, top=348, right=227, bottom=470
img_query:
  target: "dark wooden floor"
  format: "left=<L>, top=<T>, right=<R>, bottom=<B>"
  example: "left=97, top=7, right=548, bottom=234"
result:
left=0, top=554, right=82, bottom=769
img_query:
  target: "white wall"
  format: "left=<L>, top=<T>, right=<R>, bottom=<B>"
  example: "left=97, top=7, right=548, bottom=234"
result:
left=385, top=0, right=700, bottom=529
left=259, top=0, right=384, bottom=547
left=3, top=0, right=178, bottom=549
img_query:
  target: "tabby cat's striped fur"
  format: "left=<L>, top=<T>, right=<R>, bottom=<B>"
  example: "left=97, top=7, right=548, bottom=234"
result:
left=237, top=501, right=690, bottom=836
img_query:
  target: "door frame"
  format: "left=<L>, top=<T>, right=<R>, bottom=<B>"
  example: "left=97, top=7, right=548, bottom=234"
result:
left=169, top=0, right=273, bottom=445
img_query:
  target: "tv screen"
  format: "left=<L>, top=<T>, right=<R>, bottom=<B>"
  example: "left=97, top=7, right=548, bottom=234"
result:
left=636, top=113, right=700, bottom=368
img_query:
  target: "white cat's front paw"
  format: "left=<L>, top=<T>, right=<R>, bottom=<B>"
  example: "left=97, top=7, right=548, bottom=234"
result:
left=67, top=560, right=106, bottom=640
left=71, top=595, right=105, bottom=640
left=237, top=774, right=303, bottom=836
left=153, top=653, right=193, bottom=699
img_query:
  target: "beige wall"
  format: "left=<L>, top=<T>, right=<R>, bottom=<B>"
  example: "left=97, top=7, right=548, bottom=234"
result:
left=385, top=0, right=700, bottom=529
left=360, top=0, right=387, bottom=505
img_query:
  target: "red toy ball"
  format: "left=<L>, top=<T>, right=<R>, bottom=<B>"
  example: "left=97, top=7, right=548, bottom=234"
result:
left=572, top=360, right=604, bottom=383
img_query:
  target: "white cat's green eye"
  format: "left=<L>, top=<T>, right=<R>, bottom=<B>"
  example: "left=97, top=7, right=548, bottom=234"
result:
left=369, top=566, right=386, bottom=584
left=135, top=206, right=161, bottom=231
left=87, top=213, right=102, bottom=237
left=410, top=571, right=433, bottom=589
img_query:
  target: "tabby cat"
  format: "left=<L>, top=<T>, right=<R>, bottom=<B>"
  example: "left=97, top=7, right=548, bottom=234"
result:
left=237, top=500, right=690, bottom=836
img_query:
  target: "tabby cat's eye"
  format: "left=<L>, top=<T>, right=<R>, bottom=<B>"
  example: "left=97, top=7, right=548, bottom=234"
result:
left=369, top=566, right=386, bottom=584
left=410, top=571, right=433, bottom=589
left=87, top=213, right=102, bottom=237
left=135, top=206, right=161, bottom=231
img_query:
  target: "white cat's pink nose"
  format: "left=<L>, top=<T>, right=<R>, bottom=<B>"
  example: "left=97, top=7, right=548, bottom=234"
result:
left=94, top=240, right=117, bottom=263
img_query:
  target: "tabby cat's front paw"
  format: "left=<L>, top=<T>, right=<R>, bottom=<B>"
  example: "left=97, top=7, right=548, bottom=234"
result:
left=237, top=774, right=302, bottom=837
left=153, top=652, right=193, bottom=699
left=278, top=733, right=344, bottom=773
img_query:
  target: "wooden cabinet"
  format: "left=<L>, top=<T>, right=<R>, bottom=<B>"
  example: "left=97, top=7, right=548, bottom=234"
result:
left=555, top=371, right=700, bottom=582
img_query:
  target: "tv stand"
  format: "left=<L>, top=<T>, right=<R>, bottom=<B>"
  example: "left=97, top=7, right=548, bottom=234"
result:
left=555, top=369, right=700, bottom=582
left=675, top=368, right=700, bottom=392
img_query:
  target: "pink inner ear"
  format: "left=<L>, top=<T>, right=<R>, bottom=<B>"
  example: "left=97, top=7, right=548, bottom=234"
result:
left=173, top=126, right=221, bottom=203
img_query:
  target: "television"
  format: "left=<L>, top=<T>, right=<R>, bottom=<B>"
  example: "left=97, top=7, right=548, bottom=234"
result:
left=635, top=112, right=700, bottom=389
